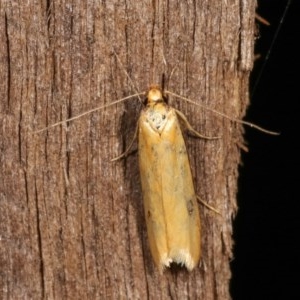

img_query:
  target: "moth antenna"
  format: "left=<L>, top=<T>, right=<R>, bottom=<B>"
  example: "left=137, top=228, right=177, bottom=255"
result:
left=165, top=90, right=280, bottom=136
left=113, top=49, right=143, bottom=103
left=34, top=92, right=143, bottom=133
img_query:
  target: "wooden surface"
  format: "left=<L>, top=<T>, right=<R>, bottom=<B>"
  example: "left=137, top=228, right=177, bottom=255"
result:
left=0, top=1, right=255, bottom=299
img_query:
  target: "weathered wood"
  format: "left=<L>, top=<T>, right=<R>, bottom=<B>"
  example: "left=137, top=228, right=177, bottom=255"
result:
left=0, top=1, right=256, bottom=299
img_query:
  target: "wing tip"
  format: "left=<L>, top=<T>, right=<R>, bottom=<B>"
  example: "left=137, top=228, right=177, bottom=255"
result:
left=159, top=249, right=199, bottom=273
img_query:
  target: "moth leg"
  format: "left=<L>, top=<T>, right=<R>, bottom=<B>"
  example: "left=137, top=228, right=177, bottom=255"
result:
left=197, top=196, right=220, bottom=215
left=175, top=109, right=219, bottom=140
left=111, top=122, right=138, bottom=161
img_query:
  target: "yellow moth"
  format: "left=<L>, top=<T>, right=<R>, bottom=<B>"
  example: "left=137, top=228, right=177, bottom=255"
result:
left=138, top=86, right=201, bottom=272
left=36, top=85, right=278, bottom=273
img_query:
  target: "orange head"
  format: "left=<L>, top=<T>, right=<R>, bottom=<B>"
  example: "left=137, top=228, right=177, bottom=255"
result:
left=146, top=85, right=167, bottom=105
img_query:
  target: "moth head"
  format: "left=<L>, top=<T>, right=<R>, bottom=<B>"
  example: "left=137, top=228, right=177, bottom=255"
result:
left=145, top=85, right=168, bottom=105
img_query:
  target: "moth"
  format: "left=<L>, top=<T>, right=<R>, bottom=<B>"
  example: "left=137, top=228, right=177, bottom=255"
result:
left=111, top=85, right=276, bottom=272
left=36, top=85, right=278, bottom=273
left=138, top=86, right=202, bottom=272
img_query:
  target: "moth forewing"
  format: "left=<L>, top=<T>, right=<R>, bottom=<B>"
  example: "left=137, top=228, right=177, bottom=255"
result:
left=138, top=86, right=201, bottom=272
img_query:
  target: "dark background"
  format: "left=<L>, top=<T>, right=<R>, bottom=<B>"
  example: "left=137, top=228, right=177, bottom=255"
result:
left=231, top=0, right=299, bottom=299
